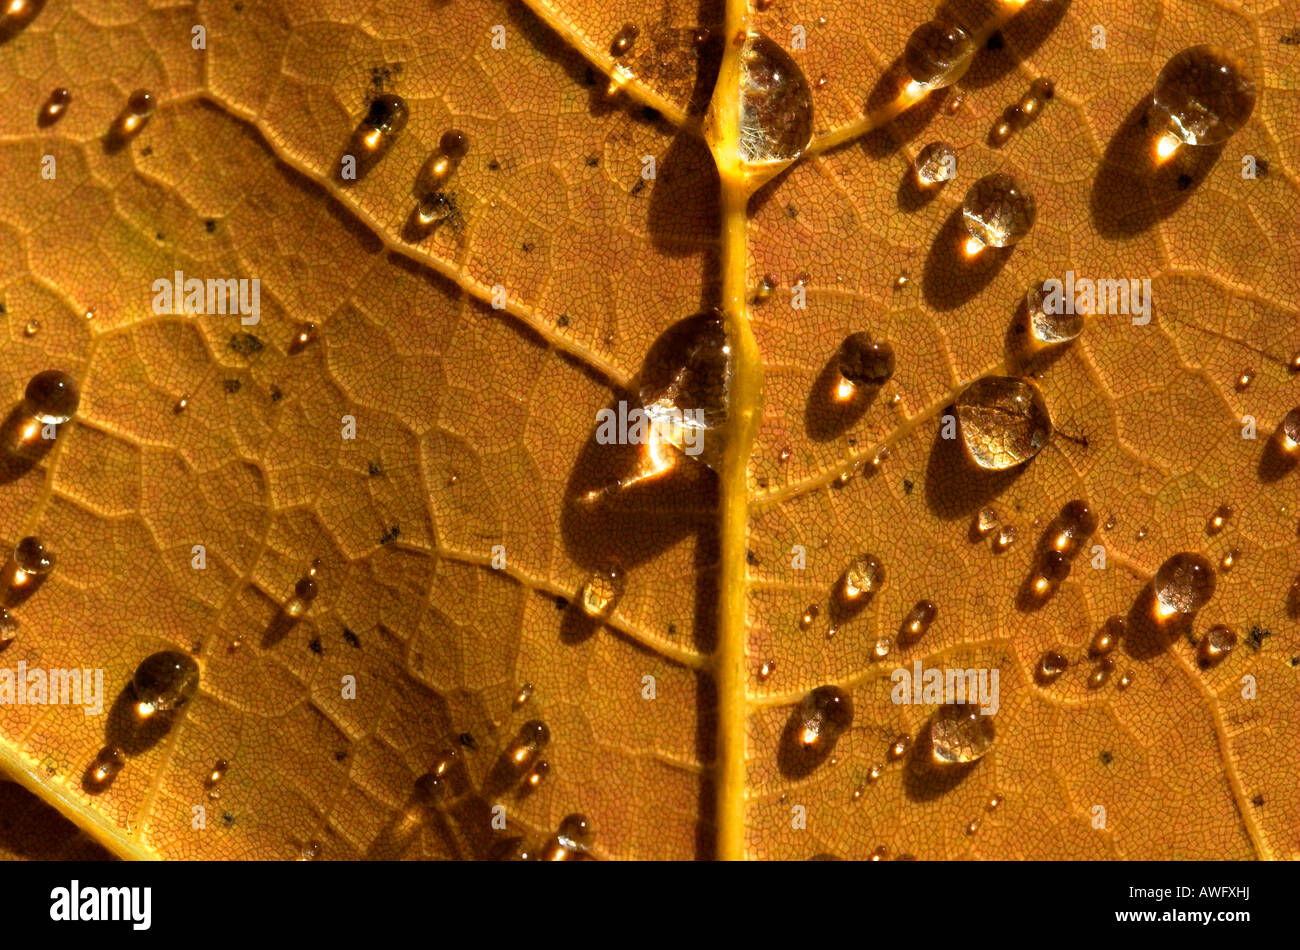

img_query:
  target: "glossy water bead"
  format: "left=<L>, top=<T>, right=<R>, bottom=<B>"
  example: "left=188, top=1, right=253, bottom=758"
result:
left=1151, top=46, right=1256, bottom=146
left=962, top=174, right=1036, bottom=249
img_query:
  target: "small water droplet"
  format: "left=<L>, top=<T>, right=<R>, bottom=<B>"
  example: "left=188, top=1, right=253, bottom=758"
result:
left=524, top=759, right=550, bottom=789
left=1206, top=504, right=1232, bottom=534
left=1289, top=351, right=1300, bottom=373
left=414, top=772, right=448, bottom=804
left=735, top=32, right=814, bottom=165
left=987, top=792, right=1002, bottom=811
left=513, top=683, right=534, bottom=708
left=956, top=376, right=1052, bottom=470
left=610, top=23, right=639, bottom=56
left=22, top=370, right=79, bottom=425
left=285, top=574, right=319, bottom=618
left=758, top=660, right=775, bottom=681
left=903, top=20, right=974, bottom=88
left=888, top=734, right=911, bottom=760
left=894, top=273, right=909, bottom=288
left=14, top=536, right=54, bottom=576
left=799, top=603, right=820, bottom=630
left=0, top=608, right=17, bottom=647
left=930, top=703, right=995, bottom=764
left=299, top=841, right=321, bottom=861
left=873, top=638, right=891, bottom=659
left=1279, top=407, right=1300, bottom=451
left=1036, top=650, right=1068, bottom=684
left=867, top=763, right=883, bottom=782
left=965, top=818, right=980, bottom=835
left=1153, top=552, right=1216, bottom=618
left=975, top=507, right=999, bottom=537
left=132, top=650, right=200, bottom=714
left=777, top=446, right=791, bottom=462
left=993, top=524, right=1017, bottom=552
left=914, top=141, right=957, bottom=185
left=900, top=600, right=936, bottom=643
left=1117, top=669, right=1134, bottom=690
left=1219, top=548, right=1238, bottom=572
left=506, top=720, right=550, bottom=775
left=128, top=89, right=155, bottom=117
left=1090, top=617, right=1124, bottom=656
left=580, top=565, right=624, bottom=618
left=1026, top=280, right=1087, bottom=344
left=1038, top=549, right=1071, bottom=586
left=173, top=394, right=190, bottom=414
left=23, top=318, right=39, bottom=337
left=1235, top=370, right=1254, bottom=391
left=962, top=174, right=1036, bottom=249
left=89, top=746, right=125, bottom=785
left=363, top=93, right=407, bottom=135
left=206, top=759, right=228, bottom=797
left=795, top=685, right=853, bottom=752
left=1151, top=45, right=1256, bottom=146
left=839, top=553, right=884, bottom=604
left=1198, top=624, right=1236, bottom=667
left=43, top=87, right=71, bottom=122
left=1052, top=500, right=1099, bottom=557
left=439, top=128, right=468, bottom=158
left=945, top=92, right=964, bottom=114
left=1088, top=657, right=1115, bottom=689
left=293, top=322, right=317, bottom=349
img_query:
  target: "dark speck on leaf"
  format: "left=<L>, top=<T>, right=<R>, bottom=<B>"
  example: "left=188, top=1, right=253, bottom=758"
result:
left=270, top=385, right=284, bottom=402
left=223, top=378, right=242, bottom=394
left=557, top=314, right=570, bottom=327
left=1246, top=626, right=1271, bottom=651
left=228, top=332, right=264, bottom=356
left=379, top=524, right=401, bottom=545
left=334, top=749, right=348, bottom=762
left=1251, top=794, right=1265, bottom=807
left=205, top=219, right=217, bottom=233
left=487, top=159, right=500, bottom=171
left=585, top=155, right=599, bottom=167
left=308, top=637, right=323, bottom=655
left=903, top=478, right=914, bottom=494
left=640, top=106, right=661, bottom=123
left=343, top=628, right=361, bottom=648
left=630, top=179, right=646, bottom=197
left=746, top=549, right=757, bottom=565
left=521, top=242, right=532, bottom=253
left=368, top=460, right=383, bottom=476
left=1290, top=656, right=1298, bottom=667
left=141, top=146, right=153, bottom=156
left=459, top=732, right=477, bottom=749
left=1100, top=750, right=1113, bottom=765
left=787, top=204, right=798, bottom=218
left=667, top=623, right=676, bottom=635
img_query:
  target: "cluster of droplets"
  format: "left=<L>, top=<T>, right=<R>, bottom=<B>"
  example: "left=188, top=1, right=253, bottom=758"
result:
left=1030, top=500, right=1099, bottom=599
left=991, top=78, right=1055, bottom=146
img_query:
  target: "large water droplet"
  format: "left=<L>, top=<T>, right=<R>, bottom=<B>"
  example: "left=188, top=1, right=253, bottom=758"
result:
left=903, top=21, right=974, bottom=88
left=839, top=553, right=884, bottom=604
left=1153, top=552, right=1216, bottom=618
left=1026, top=281, right=1085, bottom=344
left=962, top=174, right=1036, bottom=249
left=737, top=32, right=813, bottom=165
left=580, top=565, right=624, bottom=618
left=836, top=332, right=895, bottom=388
left=1151, top=46, right=1256, bottom=146
left=637, top=311, right=731, bottom=471
left=1036, top=650, right=1067, bottom=683
left=132, top=650, right=200, bottom=714
left=929, top=703, right=994, bottom=764
left=955, top=376, right=1052, bottom=469
left=285, top=574, right=318, bottom=618
left=14, top=536, right=54, bottom=576
left=796, top=685, right=853, bottom=752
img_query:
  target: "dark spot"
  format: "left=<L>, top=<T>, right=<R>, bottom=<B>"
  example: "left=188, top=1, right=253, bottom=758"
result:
left=459, top=732, right=477, bottom=749
left=223, top=378, right=242, bottom=394
left=986, top=31, right=1004, bottom=50
left=787, top=204, right=798, bottom=218
left=521, top=242, right=532, bottom=253
left=1290, top=656, right=1298, bottom=667
left=379, top=524, right=401, bottom=545
left=557, top=314, right=570, bottom=327
left=204, top=219, right=216, bottom=233
left=639, top=106, right=661, bottom=123
left=334, top=749, right=348, bottom=762
left=1099, top=750, right=1113, bottom=765
left=555, top=596, right=569, bottom=611
left=1246, top=626, right=1272, bottom=651
left=746, top=550, right=757, bottom=565
left=630, top=179, right=646, bottom=197
left=487, top=159, right=500, bottom=171
left=155, top=232, right=165, bottom=242
left=1176, top=173, right=1193, bottom=190
left=308, top=637, right=323, bottom=655
left=141, top=146, right=153, bottom=156
left=368, top=460, right=383, bottom=476
left=581, top=67, right=598, bottom=86
left=847, top=437, right=857, bottom=446
left=1281, top=28, right=1300, bottom=44
left=342, top=627, right=361, bottom=648
left=756, top=477, right=768, bottom=489
left=222, top=812, right=235, bottom=825
left=1255, top=157, right=1269, bottom=176
left=1251, top=794, right=1265, bottom=807
left=902, top=478, right=914, bottom=494
left=585, top=155, right=599, bottom=167
left=270, top=385, right=284, bottom=403
left=228, top=332, right=264, bottom=356
left=667, top=623, right=677, bottom=635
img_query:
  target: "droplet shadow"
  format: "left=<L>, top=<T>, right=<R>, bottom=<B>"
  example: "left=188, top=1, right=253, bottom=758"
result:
left=921, top=206, right=1013, bottom=311
left=1120, top=582, right=1191, bottom=661
left=947, top=0, right=1071, bottom=89
left=0, top=404, right=54, bottom=484
left=803, top=352, right=883, bottom=441
left=900, top=719, right=980, bottom=802
left=1256, top=423, right=1298, bottom=482
left=775, top=707, right=839, bottom=779
left=922, top=413, right=1026, bottom=521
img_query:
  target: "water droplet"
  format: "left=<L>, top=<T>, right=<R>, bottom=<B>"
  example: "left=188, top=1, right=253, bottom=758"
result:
left=965, top=818, right=980, bottom=835
left=987, top=792, right=1003, bottom=811
left=962, top=174, right=1036, bottom=249
left=439, top=128, right=468, bottom=157
left=1036, top=650, right=1068, bottom=684
left=1038, top=549, right=1071, bottom=584
left=914, top=141, right=957, bottom=186
left=871, top=445, right=891, bottom=467
left=1088, top=657, right=1115, bottom=688
left=1235, top=370, right=1254, bottom=391
left=929, top=703, right=994, bottom=764
left=206, top=759, right=228, bottom=796
left=285, top=574, right=318, bottom=618
left=1206, top=504, right=1232, bottom=534
left=89, top=746, right=125, bottom=785
left=1026, top=281, right=1086, bottom=344
left=736, top=32, right=813, bottom=165
left=506, top=720, right=549, bottom=776
left=894, top=273, right=909, bottom=288
left=173, top=394, right=190, bottom=414
left=1153, top=553, right=1216, bottom=618
left=1219, top=548, right=1238, bottom=572
left=524, top=759, right=550, bottom=789
left=836, top=332, right=895, bottom=388
left=945, top=92, right=964, bottom=114
left=23, top=318, right=39, bottom=337
left=839, top=553, right=884, bottom=604
left=869, top=844, right=888, bottom=860
left=1053, top=500, right=1099, bottom=557
left=1289, top=351, right=1300, bottom=373
left=867, top=763, right=883, bottom=782
left=637, top=312, right=731, bottom=470
left=22, top=370, right=78, bottom=425
left=43, top=87, right=71, bottom=122
left=956, top=376, right=1052, bottom=470
left=1117, top=669, right=1134, bottom=690
left=888, top=734, right=911, bottom=760
left=14, top=536, right=54, bottom=576
left=900, top=600, right=936, bottom=643
left=902, top=20, right=974, bottom=88
left=363, top=93, right=407, bottom=136
left=1198, top=624, right=1236, bottom=667
left=873, top=638, right=891, bottom=659
left=777, top=446, right=791, bottom=462
left=299, top=841, right=321, bottom=861
left=513, top=683, right=534, bottom=708
left=0, top=608, right=17, bottom=647
left=128, top=89, right=155, bottom=117
left=580, top=565, right=624, bottom=618
left=1280, top=407, right=1300, bottom=451
left=975, top=507, right=999, bottom=537
left=799, top=603, right=820, bottom=630
left=1090, top=617, right=1124, bottom=656
left=993, top=524, right=1017, bottom=552
left=132, top=650, right=200, bottom=714
left=795, top=685, right=853, bottom=752
left=610, top=23, right=639, bottom=56
left=1151, top=46, right=1256, bottom=146
left=758, top=661, right=775, bottom=681
left=414, top=772, right=448, bottom=804
left=557, top=813, right=593, bottom=851
left=293, top=322, right=317, bottom=349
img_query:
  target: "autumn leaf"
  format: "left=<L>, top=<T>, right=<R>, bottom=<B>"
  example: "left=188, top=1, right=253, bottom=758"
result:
left=0, top=0, right=1295, bottom=861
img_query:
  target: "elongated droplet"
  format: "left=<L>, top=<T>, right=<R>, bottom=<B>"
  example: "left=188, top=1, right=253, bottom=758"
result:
left=1280, top=407, right=1300, bottom=451
left=956, top=376, right=1052, bottom=470
left=557, top=813, right=593, bottom=851
left=994, top=524, right=1017, bottom=552
left=889, top=734, right=911, bottom=760
left=837, top=332, right=895, bottom=388
left=1153, top=552, right=1216, bottom=618
left=513, top=683, right=534, bottom=708
left=506, top=720, right=550, bottom=774
left=903, top=21, right=974, bottom=88
left=524, top=759, right=549, bottom=789
left=900, top=600, right=936, bottom=643
left=610, top=23, right=638, bottom=56
left=1036, top=650, right=1067, bottom=684
left=0, top=608, right=17, bottom=647
left=580, top=565, right=623, bottom=618
left=89, top=746, right=125, bottom=785
left=799, top=603, right=820, bottom=630
left=1090, top=617, right=1124, bottom=656
left=914, top=141, right=957, bottom=186
left=355, top=93, right=407, bottom=154
left=1053, top=500, right=1099, bottom=557
left=207, top=759, right=228, bottom=787
left=1197, top=624, right=1236, bottom=667
left=962, top=174, right=1036, bottom=249
left=975, top=507, right=999, bottom=537
left=132, top=650, right=200, bottom=714
left=43, top=87, right=71, bottom=122
left=14, top=536, right=54, bottom=576
left=1151, top=46, right=1255, bottom=146
left=839, top=553, right=884, bottom=604
left=1206, top=504, right=1232, bottom=534
left=796, top=685, right=853, bottom=752
left=637, top=311, right=731, bottom=471
left=736, top=32, right=813, bottom=165
left=930, top=703, right=994, bottom=764
left=1027, top=281, right=1086, bottom=344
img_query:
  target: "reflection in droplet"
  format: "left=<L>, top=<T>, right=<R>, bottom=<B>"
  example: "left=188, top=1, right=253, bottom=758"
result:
left=930, top=703, right=995, bottom=764
left=610, top=23, right=639, bottom=56
left=1053, top=500, right=1099, bottom=558
left=506, top=720, right=550, bottom=775
left=795, top=685, right=853, bottom=752
left=1027, top=280, right=1087, bottom=344
left=89, top=746, right=125, bottom=785
left=1219, top=548, right=1238, bottom=573
left=132, top=650, right=200, bottom=715
left=900, top=600, right=936, bottom=643
left=1036, top=650, right=1067, bottom=684
left=285, top=575, right=318, bottom=618
left=1280, top=407, right=1300, bottom=452
left=975, top=507, right=998, bottom=537
left=758, top=661, right=775, bottom=682
left=513, top=683, right=534, bottom=708
left=580, top=565, right=624, bottom=618
left=736, top=32, right=814, bottom=165
left=993, top=524, right=1017, bottom=552
left=43, top=87, right=71, bottom=123
left=839, top=553, right=884, bottom=604
left=956, top=376, right=1052, bottom=470
left=903, top=21, right=974, bottom=88
left=836, top=332, right=895, bottom=389
left=914, top=141, right=957, bottom=186
left=524, top=759, right=549, bottom=789
left=1090, top=617, right=1124, bottom=656
left=1198, top=624, right=1236, bottom=667
left=1151, top=46, right=1256, bottom=146
left=14, top=536, right=55, bottom=577
left=1153, top=553, right=1216, bottom=619
left=962, top=174, right=1036, bottom=250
